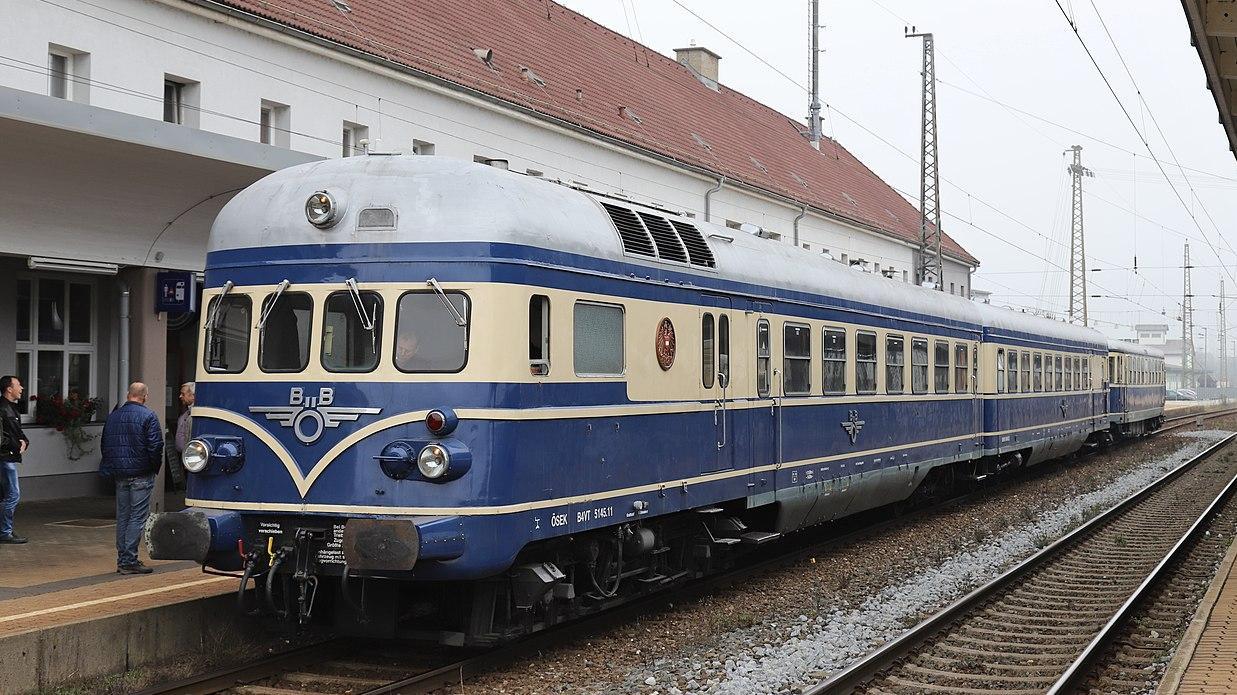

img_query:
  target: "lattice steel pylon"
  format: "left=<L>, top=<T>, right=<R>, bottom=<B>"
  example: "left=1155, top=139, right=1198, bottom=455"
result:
left=907, top=29, right=943, bottom=290
left=1183, top=243, right=1195, bottom=389
left=1221, top=279, right=1228, bottom=387
left=1066, top=145, right=1093, bottom=325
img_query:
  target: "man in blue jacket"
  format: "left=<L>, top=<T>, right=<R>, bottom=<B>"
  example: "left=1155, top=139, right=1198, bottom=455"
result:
left=101, top=382, right=163, bottom=575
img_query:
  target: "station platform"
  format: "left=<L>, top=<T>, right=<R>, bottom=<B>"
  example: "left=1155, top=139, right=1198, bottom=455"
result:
left=1158, top=534, right=1237, bottom=694
left=0, top=493, right=245, bottom=694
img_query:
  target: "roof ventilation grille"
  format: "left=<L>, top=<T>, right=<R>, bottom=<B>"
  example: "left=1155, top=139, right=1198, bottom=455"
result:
left=671, top=220, right=716, bottom=268
left=638, top=212, right=688, bottom=264
left=600, top=202, right=656, bottom=258
left=357, top=207, right=397, bottom=230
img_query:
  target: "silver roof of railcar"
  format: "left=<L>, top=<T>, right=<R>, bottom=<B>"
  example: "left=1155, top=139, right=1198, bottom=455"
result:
left=210, top=155, right=1104, bottom=345
left=1108, top=339, right=1164, bottom=358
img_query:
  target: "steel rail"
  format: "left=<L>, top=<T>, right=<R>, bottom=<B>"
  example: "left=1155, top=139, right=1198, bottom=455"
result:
left=130, top=639, right=345, bottom=695
left=806, top=431, right=1237, bottom=695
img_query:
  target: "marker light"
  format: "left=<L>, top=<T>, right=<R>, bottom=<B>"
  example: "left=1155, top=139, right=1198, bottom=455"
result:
left=182, top=439, right=211, bottom=473
left=417, top=443, right=450, bottom=479
left=305, top=191, right=341, bottom=228
left=426, top=410, right=446, bottom=434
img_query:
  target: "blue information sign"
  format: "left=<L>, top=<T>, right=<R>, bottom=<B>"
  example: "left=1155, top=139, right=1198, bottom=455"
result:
left=155, top=271, right=197, bottom=314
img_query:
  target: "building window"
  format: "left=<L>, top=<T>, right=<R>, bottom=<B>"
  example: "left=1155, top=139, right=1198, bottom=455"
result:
left=822, top=328, right=846, bottom=394
left=856, top=331, right=877, bottom=394
left=15, top=277, right=97, bottom=419
left=49, top=53, right=69, bottom=99
left=164, top=75, right=200, bottom=127
left=48, top=45, right=89, bottom=103
left=783, top=323, right=811, bottom=395
left=886, top=335, right=905, bottom=394
left=343, top=121, right=370, bottom=157
left=528, top=295, right=550, bottom=376
left=572, top=302, right=622, bottom=376
left=413, top=139, right=435, bottom=155
left=260, top=100, right=290, bottom=148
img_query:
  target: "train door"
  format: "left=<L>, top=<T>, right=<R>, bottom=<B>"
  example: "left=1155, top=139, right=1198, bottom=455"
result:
left=700, top=295, right=735, bottom=473
left=751, top=308, right=777, bottom=497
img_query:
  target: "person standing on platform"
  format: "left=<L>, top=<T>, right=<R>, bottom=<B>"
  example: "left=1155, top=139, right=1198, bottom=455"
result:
left=0, top=375, right=29, bottom=545
left=169, top=382, right=194, bottom=489
left=101, top=382, right=163, bottom=575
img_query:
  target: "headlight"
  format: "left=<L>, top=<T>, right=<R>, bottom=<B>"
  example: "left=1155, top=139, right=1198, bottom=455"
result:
left=182, top=439, right=211, bottom=473
left=305, top=190, right=341, bottom=228
left=417, top=443, right=450, bottom=479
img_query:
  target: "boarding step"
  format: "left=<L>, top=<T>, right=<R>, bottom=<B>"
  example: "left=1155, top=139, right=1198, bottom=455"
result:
left=713, top=537, right=741, bottom=545
left=695, top=507, right=726, bottom=513
left=739, top=531, right=781, bottom=545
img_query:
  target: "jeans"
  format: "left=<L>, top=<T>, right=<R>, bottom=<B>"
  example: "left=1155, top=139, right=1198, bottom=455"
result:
left=0, top=461, right=18, bottom=537
left=115, top=474, right=155, bottom=567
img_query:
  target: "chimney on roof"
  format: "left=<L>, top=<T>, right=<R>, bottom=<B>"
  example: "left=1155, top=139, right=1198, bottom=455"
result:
left=674, top=46, right=721, bottom=91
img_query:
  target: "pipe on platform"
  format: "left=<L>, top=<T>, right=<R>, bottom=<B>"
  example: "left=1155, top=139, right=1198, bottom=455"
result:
left=118, top=283, right=130, bottom=406
left=704, top=175, right=725, bottom=223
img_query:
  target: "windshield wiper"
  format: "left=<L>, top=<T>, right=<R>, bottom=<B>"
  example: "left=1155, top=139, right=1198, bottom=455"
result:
left=427, top=277, right=467, bottom=327
left=205, top=280, right=235, bottom=329
left=345, top=277, right=378, bottom=352
left=256, top=279, right=291, bottom=330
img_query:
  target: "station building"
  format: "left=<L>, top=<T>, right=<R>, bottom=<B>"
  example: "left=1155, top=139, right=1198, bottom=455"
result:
left=0, top=0, right=978, bottom=500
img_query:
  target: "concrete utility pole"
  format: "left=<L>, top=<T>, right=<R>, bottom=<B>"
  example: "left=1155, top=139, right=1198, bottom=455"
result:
left=807, top=0, right=823, bottom=150
left=1183, top=243, right=1195, bottom=389
left=907, top=28, right=943, bottom=291
left=1222, top=279, right=1228, bottom=387
left=1066, top=145, right=1093, bottom=325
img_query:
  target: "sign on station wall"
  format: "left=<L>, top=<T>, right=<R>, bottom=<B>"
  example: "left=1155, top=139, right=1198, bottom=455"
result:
left=155, top=271, right=197, bottom=314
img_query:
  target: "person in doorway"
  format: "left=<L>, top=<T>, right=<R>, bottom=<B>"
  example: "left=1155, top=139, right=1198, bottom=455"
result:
left=100, top=382, right=163, bottom=574
left=169, top=382, right=194, bottom=489
left=0, top=376, right=29, bottom=544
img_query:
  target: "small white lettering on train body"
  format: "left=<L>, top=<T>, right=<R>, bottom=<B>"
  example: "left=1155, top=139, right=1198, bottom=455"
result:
left=577, top=509, right=591, bottom=523
left=594, top=506, right=614, bottom=520
left=550, top=513, right=568, bottom=527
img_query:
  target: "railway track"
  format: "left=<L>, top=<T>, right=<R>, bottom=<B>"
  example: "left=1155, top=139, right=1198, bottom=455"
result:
left=139, top=405, right=1237, bottom=695
left=808, top=431, right=1237, bottom=695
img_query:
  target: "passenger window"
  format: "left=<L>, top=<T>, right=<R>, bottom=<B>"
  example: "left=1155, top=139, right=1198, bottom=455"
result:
left=756, top=320, right=771, bottom=398
left=204, top=294, right=252, bottom=373
left=702, top=313, right=715, bottom=388
left=395, top=291, right=471, bottom=373
left=322, top=290, right=382, bottom=373
left=912, top=338, right=929, bottom=394
left=886, top=335, right=905, bottom=394
left=1033, top=353, right=1043, bottom=391
left=783, top=323, right=811, bottom=395
left=572, top=301, right=622, bottom=376
left=996, top=348, right=1006, bottom=394
left=822, top=328, right=846, bottom=394
left=856, top=331, right=877, bottom=394
left=1083, top=356, right=1090, bottom=390
left=1108, top=356, right=1116, bottom=384
left=1055, top=355, right=1064, bottom=391
left=258, top=292, right=312, bottom=373
left=719, top=315, right=730, bottom=387
left=934, top=340, right=949, bottom=393
left=1006, top=349, right=1017, bottom=394
left=1075, top=357, right=1082, bottom=389
left=1020, top=352, right=1030, bottom=393
left=1066, top=356, right=1074, bottom=390
left=529, top=295, right=550, bottom=376
left=954, top=343, right=968, bottom=393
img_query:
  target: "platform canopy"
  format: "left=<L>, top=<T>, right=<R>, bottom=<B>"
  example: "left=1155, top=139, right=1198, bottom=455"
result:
left=0, top=85, right=319, bottom=272
left=1182, top=0, right=1237, bottom=159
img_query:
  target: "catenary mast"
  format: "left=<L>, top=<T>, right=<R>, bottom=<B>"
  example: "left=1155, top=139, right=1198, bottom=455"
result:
left=907, top=28, right=943, bottom=290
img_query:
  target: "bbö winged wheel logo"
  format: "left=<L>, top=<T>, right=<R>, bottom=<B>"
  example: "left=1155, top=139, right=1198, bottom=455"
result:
left=250, top=387, right=382, bottom=444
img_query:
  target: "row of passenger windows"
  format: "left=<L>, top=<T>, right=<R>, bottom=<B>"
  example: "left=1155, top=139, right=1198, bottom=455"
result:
left=205, top=290, right=470, bottom=374
left=996, top=348, right=1091, bottom=394
left=1110, top=354, right=1165, bottom=385
left=720, top=319, right=975, bottom=397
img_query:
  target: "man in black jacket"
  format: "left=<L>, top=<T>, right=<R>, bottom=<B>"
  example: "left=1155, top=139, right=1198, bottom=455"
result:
left=0, top=375, right=30, bottom=544
left=101, top=382, right=163, bottom=574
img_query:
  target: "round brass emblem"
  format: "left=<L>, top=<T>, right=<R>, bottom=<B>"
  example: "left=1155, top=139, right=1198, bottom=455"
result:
left=655, top=318, right=676, bottom=371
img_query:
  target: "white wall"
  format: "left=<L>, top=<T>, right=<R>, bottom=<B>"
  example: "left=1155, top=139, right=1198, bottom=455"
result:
left=0, top=0, right=976, bottom=295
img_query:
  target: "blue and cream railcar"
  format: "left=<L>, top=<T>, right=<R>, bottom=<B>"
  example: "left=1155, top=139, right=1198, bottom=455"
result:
left=974, top=304, right=1109, bottom=470
left=147, top=155, right=1144, bottom=641
left=1106, top=339, right=1166, bottom=435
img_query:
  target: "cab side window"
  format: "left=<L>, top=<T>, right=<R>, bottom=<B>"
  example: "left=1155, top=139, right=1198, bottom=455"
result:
left=529, top=295, right=550, bottom=376
left=756, top=320, right=771, bottom=397
left=322, top=291, right=382, bottom=373
left=259, top=292, right=312, bottom=373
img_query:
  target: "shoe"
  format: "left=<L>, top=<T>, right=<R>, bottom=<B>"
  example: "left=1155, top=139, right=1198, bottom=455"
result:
left=117, top=562, right=153, bottom=575
left=0, top=534, right=27, bottom=544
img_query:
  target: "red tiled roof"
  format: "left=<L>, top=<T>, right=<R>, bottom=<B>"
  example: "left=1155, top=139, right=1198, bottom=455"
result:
left=205, top=0, right=978, bottom=265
